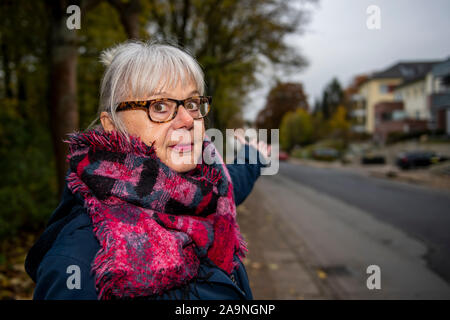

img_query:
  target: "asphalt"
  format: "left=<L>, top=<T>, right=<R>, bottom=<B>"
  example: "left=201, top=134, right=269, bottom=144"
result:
left=278, top=161, right=450, bottom=284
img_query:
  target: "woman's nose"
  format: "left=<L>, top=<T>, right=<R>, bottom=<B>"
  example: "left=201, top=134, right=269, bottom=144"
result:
left=173, top=105, right=194, bottom=128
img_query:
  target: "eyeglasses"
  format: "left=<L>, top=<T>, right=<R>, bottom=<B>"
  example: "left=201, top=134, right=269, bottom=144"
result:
left=116, top=95, right=212, bottom=123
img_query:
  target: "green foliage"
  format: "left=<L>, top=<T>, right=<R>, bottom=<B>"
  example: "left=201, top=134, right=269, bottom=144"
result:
left=78, top=2, right=128, bottom=130
left=280, top=104, right=352, bottom=153
left=290, top=147, right=308, bottom=159
left=0, top=1, right=58, bottom=240
left=0, top=99, right=57, bottom=239
left=280, top=108, right=314, bottom=151
left=306, top=77, right=353, bottom=151
left=315, top=77, right=345, bottom=120
left=327, top=105, right=351, bottom=142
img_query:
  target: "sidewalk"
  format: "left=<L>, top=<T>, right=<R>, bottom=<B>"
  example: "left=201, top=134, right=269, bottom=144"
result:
left=236, top=185, right=339, bottom=299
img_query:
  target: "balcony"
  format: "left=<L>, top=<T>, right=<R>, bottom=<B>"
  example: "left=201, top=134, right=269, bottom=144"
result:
left=430, top=92, right=450, bottom=109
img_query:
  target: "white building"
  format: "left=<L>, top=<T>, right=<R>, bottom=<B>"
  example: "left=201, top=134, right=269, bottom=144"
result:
left=393, top=77, right=430, bottom=120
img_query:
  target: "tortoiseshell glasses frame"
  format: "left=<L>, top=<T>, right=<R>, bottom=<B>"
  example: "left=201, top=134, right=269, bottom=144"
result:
left=116, top=95, right=212, bottom=123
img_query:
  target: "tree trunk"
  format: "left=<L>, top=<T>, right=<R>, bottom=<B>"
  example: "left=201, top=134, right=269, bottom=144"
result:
left=120, top=12, right=140, bottom=39
left=1, top=43, right=13, bottom=98
left=108, top=0, right=141, bottom=39
left=47, top=0, right=80, bottom=198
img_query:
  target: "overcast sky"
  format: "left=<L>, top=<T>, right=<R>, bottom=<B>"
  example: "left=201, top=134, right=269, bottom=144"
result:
left=244, top=0, right=450, bottom=121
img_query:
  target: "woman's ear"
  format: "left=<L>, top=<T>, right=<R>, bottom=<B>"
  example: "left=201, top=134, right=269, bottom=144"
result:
left=100, top=111, right=116, bottom=133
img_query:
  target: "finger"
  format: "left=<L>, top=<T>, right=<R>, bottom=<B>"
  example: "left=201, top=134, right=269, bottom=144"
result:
left=259, top=141, right=268, bottom=154
left=249, top=138, right=258, bottom=146
left=258, top=141, right=265, bottom=150
left=235, top=134, right=246, bottom=144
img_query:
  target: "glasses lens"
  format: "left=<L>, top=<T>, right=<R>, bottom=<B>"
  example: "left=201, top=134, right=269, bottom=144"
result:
left=149, top=99, right=177, bottom=122
left=185, top=97, right=210, bottom=119
left=148, top=97, right=210, bottom=122
left=199, top=98, right=210, bottom=117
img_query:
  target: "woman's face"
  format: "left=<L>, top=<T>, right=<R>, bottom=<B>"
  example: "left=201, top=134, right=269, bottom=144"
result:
left=101, top=80, right=205, bottom=173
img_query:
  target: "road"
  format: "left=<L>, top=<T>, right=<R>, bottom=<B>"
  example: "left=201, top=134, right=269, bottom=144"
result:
left=242, top=161, right=450, bottom=299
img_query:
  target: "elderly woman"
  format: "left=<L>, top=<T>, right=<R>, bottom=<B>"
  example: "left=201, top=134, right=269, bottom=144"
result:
left=25, top=40, right=269, bottom=300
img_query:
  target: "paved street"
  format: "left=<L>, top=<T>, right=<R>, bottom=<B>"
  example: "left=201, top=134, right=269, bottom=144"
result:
left=238, top=161, right=450, bottom=299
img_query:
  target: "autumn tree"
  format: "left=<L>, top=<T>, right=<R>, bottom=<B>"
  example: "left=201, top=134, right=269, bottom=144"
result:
left=280, top=108, right=314, bottom=151
left=327, top=105, right=351, bottom=144
left=315, top=77, right=344, bottom=120
left=145, top=0, right=316, bottom=130
left=256, top=81, right=309, bottom=130
left=344, top=74, right=368, bottom=98
left=107, top=0, right=143, bottom=39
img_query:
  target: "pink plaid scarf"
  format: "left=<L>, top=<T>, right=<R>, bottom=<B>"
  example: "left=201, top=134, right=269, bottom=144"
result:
left=64, top=128, right=247, bottom=299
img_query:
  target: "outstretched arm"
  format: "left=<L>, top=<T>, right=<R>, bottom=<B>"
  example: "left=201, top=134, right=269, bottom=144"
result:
left=226, top=134, right=271, bottom=206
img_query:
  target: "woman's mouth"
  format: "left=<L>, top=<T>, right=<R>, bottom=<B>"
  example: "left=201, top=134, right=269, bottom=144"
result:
left=169, top=143, right=193, bottom=153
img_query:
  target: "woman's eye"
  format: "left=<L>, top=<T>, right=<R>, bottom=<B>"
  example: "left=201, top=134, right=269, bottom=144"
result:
left=186, top=102, right=199, bottom=110
left=153, top=103, right=168, bottom=113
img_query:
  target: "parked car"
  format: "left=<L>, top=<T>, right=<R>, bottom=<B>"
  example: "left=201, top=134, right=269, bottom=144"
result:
left=361, top=152, right=386, bottom=165
left=396, top=151, right=448, bottom=170
left=279, top=151, right=289, bottom=161
left=312, top=148, right=339, bottom=161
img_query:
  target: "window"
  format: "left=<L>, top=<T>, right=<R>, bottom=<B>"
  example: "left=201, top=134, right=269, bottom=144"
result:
left=381, top=112, right=392, bottom=121
left=379, top=84, right=389, bottom=94
left=392, top=110, right=406, bottom=121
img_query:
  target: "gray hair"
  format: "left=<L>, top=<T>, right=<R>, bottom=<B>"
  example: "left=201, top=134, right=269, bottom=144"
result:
left=87, top=40, right=206, bottom=138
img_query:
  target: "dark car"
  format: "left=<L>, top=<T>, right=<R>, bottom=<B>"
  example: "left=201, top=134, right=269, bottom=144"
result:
left=396, top=151, right=448, bottom=170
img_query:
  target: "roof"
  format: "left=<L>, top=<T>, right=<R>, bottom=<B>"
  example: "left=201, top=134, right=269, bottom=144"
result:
left=371, top=61, right=440, bottom=80
left=393, top=74, right=427, bottom=91
left=432, top=57, right=450, bottom=77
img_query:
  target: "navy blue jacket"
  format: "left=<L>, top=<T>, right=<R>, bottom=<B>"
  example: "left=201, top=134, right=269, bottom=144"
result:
left=25, top=144, right=264, bottom=300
